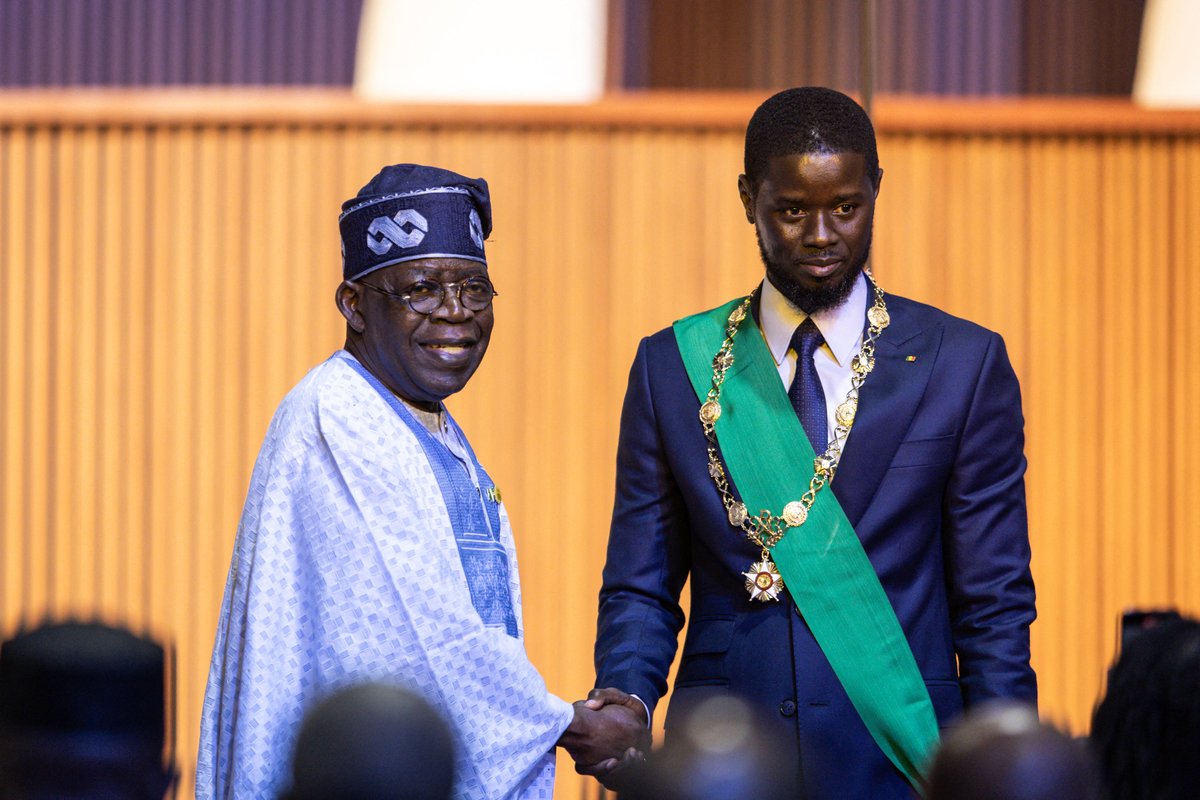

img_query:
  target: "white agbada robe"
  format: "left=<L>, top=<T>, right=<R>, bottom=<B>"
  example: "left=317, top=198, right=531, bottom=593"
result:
left=197, top=351, right=573, bottom=799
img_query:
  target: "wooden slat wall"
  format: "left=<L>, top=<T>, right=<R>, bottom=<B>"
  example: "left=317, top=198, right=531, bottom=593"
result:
left=2, top=92, right=1199, bottom=797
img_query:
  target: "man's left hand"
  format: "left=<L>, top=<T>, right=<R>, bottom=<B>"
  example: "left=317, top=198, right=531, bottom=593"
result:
left=570, top=687, right=650, bottom=788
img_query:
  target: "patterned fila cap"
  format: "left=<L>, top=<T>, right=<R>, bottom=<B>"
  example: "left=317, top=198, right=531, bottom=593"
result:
left=339, top=163, right=492, bottom=281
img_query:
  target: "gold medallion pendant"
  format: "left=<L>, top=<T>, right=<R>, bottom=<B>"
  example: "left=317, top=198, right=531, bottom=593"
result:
left=743, top=557, right=784, bottom=602
left=782, top=501, right=808, bottom=527
left=699, top=400, right=722, bottom=425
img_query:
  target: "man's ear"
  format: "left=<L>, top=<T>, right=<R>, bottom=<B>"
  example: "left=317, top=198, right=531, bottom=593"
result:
left=336, top=281, right=367, bottom=334
left=873, top=167, right=884, bottom=199
left=736, top=174, right=756, bottom=224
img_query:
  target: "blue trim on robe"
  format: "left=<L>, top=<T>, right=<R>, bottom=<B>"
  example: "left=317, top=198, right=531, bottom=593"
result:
left=338, top=352, right=518, bottom=637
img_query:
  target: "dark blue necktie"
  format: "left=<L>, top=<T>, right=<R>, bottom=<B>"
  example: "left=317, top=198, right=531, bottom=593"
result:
left=788, top=318, right=827, bottom=454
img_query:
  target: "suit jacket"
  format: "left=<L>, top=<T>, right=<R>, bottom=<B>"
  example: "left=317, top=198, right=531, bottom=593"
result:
left=595, top=292, right=1036, bottom=798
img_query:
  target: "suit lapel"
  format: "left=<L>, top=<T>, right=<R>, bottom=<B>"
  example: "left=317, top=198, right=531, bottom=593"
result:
left=832, top=298, right=943, bottom=527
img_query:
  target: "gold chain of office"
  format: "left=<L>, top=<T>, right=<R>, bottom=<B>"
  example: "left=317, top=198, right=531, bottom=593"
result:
left=698, top=271, right=890, bottom=601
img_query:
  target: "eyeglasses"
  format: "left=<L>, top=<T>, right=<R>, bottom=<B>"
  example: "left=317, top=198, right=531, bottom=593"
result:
left=358, top=276, right=498, bottom=315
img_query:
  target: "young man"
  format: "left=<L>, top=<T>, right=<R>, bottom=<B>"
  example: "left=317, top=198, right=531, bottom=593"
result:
left=594, top=88, right=1036, bottom=797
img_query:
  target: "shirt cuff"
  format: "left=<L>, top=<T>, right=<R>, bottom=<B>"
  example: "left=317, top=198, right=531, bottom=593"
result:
left=629, top=694, right=651, bottom=728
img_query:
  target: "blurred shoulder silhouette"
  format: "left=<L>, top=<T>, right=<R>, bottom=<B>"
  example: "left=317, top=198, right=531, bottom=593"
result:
left=1090, top=614, right=1200, bottom=800
left=280, top=682, right=456, bottom=800
left=619, top=694, right=798, bottom=800
left=0, top=620, right=174, bottom=800
left=926, top=701, right=1101, bottom=800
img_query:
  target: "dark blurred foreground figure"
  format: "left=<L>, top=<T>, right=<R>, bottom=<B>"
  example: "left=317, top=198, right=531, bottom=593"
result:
left=620, top=695, right=799, bottom=800
left=1090, top=615, right=1200, bottom=800
left=280, top=683, right=455, bottom=800
left=926, top=702, right=1101, bottom=800
left=0, top=621, right=174, bottom=799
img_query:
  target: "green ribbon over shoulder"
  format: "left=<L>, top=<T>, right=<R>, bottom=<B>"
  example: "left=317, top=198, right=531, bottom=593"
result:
left=673, top=298, right=939, bottom=788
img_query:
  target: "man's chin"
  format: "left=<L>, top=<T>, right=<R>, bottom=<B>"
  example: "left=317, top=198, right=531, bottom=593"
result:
left=767, top=264, right=864, bottom=314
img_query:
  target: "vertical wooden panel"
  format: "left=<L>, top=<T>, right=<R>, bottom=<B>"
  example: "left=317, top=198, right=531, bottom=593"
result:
left=190, top=128, right=221, bottom=761
left=74, top=128, right=102, bottom=609
left=1172, top=140, right=1200, bottom=613
left=51, top=127, right=79, bottom=618
left=875, top=133, right=943, bottom=301
left=1134, top=140, right=1173, bottom=607
left=1025, top=136, right=1108, bottom=731
left=144, top=126, right=172, bottom=643
left=25, top=130, right=54, bottom=620
left=96, top=129, right=123, bottom=621
left=0, top=127, right=29, bottom=628
left=177, top=125, right=202, bottom=765
left=123, top=127, right=152, bottom=629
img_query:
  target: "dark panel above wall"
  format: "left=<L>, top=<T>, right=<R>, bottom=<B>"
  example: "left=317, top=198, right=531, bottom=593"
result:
left=0, top=0, right=1148, bottom=95
left=1021, top=0, right=1147, bottom=95
left=613, top=0, right=1146, bottom=96
left=0, top=0, right=364, bottom=86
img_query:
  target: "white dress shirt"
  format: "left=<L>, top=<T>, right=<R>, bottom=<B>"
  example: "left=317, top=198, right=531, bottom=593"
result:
left=757, top=272, right=868, bottom=449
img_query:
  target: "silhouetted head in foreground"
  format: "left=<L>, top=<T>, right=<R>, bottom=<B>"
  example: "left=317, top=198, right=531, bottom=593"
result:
left=281, top=682, right=456, bottom=800
left=621, top=694, right=798, bottom=800
left=1090, top=615, right=1200, bottom=800
left=0, top=620, right=174, bottom=799
left=926, top=701, right=1101, bottom=800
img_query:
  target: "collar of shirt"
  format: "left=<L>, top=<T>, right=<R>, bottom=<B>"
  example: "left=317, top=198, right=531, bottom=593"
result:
left=400, top=397, right=446, bottom=437
left=759, top=271, right=867, bottom=368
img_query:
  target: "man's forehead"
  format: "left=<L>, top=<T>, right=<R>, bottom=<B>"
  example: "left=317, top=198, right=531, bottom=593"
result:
left=759, top=151, right=872, bottom=189
left=378, top=258, right=489, bottom=283
left=770, top=149, right=867, bottom=169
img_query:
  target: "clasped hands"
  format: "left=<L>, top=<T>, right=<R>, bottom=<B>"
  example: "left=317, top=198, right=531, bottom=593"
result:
left=558, top=687, right=650, bottom=787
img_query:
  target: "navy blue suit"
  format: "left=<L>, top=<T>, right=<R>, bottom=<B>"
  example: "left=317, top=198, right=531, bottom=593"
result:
left=595, top=293, right=1036, bottom=798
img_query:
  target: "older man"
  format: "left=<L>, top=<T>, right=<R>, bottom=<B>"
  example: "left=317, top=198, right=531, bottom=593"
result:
left=199, top=164, right=644, bottom=799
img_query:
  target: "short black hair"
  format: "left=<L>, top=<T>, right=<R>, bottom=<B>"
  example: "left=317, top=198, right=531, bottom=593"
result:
left=743, top=87, right=880, bottom=188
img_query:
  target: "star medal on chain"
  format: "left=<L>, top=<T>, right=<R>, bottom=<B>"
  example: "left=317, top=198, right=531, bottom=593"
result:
left=743, top=551, right=784, bottom=602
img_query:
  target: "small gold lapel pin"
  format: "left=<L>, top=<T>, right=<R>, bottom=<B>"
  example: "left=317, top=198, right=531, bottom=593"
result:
left=905, top=355, right=918, bottom=362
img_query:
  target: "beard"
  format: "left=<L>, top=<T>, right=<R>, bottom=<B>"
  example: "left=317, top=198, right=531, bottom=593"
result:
left=758, top=228, right=872, bottom=314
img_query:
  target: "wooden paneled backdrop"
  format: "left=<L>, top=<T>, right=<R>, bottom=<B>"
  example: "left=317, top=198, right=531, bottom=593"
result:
left=2, top=91, right=1200, bottom=797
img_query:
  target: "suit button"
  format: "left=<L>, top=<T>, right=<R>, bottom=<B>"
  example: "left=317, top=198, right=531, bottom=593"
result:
left=779, top=699, right=797, bottom=717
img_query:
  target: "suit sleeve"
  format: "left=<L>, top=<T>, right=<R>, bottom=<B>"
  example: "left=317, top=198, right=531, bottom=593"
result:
left=594, top=336, right=692, bottom=718
left=943, top=331, right=1037, bottom=707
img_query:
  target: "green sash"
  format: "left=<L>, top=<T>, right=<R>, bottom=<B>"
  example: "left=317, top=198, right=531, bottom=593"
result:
left=673, top=298, right=939, bottom=788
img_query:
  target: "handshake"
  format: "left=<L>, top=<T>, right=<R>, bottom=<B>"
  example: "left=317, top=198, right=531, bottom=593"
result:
left=557, top=687, right=651, bottom=788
